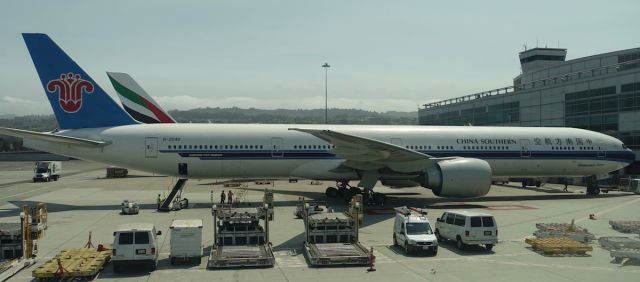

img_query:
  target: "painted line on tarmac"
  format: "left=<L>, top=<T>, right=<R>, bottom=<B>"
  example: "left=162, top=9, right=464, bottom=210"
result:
left=576, top=196, right=640, bottom=223
left=0, top=177, right=94, bottom=200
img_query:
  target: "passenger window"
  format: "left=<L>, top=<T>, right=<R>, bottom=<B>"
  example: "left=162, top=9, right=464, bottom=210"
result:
left=118, top=232, right=133, bottom=245
left=454, top=215, right=466, bottom=226
left=470, top=217, right=482, bottom=227
left=482, top=217, right=495, bottom=227
left=135, top=232, right=150, bottom=244
left=445, top=213, right=455, bottom=224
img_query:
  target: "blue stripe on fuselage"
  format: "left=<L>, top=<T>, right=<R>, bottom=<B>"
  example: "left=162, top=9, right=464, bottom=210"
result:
left=157, top=149, right=635, bottom=163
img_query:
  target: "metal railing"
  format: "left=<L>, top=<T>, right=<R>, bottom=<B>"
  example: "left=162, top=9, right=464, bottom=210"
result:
left=422, top=59, right=640, bottom=110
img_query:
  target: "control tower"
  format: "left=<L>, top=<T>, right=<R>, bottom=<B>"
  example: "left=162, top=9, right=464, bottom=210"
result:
left=518, top=47, right=567, bottom=73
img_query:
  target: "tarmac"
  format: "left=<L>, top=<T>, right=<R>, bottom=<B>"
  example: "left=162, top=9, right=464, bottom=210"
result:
left=1, top=160, right=639, bottom=281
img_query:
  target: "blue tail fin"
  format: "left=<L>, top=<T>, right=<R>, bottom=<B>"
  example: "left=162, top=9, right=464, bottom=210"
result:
left=22, top=33, right=137, bottom=129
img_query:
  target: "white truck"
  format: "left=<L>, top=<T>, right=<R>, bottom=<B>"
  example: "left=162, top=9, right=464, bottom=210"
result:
left=112, top=223, right=161, bottom=272
left=32, top=161, right=61, bottom=182
left=393, top=206, right=438, bottom=255
left=169, top=219, right=203, bottom=264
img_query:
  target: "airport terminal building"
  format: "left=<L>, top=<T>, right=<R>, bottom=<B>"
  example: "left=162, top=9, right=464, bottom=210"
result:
left=418, top=46, right=640, bottom=174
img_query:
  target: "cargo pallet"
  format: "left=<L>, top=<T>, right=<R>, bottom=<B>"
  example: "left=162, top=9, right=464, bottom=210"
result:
left=610, top=248, right=640, bottom=264
left=609, top=220, right=640, bottom=234
left=598, top=236, right=640, bottom=250
left=533, top=222, right=595, bottom=243
left=525, top=237, right=592, bottom=255
left=32, top=248, right=110, bottom=280
left=302, top=197, right=370, bottom=267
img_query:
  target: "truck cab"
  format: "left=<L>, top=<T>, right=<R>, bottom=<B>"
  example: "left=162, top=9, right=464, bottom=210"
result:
left=393, top=206, right=438, bottom=255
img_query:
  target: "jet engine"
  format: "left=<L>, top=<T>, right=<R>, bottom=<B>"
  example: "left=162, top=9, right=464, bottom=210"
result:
left=416, top=157, right=492, bottom=198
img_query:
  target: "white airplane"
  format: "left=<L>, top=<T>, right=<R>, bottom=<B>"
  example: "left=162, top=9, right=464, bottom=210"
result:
left=0, top=34, right=635, bottom=200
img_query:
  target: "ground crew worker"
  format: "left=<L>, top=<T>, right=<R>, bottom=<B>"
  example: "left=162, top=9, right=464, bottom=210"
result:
left=563, top=178, right=569, bottom=192
left=220, top=190, right=226, bottom=204
left=156, top=194, right=162, bottom=209
left=228, top=190, right=234, bottom=206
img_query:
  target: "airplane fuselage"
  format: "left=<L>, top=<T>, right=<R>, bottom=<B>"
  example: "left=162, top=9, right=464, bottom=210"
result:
left=25, top=124, right=634, bottom=181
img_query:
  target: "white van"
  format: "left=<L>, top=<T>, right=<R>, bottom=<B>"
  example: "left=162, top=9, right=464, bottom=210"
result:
left=435, top=211, right=497, bottom=251
left=112, top=223, right=161, bottom=272
left=392, top=206, right=438, bottom=255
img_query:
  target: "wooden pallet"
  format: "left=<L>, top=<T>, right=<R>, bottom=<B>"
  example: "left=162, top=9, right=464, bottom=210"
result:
left=525, top=237, right=593, bottom=255
left=32, top=248, right=110, bottom=279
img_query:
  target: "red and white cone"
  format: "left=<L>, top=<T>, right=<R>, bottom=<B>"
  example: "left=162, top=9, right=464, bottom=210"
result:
left=368, top=247, right=376, bottom=272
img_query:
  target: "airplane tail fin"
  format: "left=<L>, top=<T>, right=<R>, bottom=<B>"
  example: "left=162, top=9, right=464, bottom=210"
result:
left=22, top=33, right=137, bottom=129
left=107, top=72, right=176, bottom=123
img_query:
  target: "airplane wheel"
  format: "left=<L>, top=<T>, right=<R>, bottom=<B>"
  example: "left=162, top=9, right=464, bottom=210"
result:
left=535, top=181, right=541, bottom=187
left=486, top=244, right=494, bottom=251
left=325, top=187, right=338, bottom=198
left=521, top=182, right=526, bottom=188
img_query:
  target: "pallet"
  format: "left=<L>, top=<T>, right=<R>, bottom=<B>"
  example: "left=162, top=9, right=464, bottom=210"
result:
left=598, top=236, right=640, bottom=250
left=534, top=222, right=595, bottom=242
left=610, top=248, right=640, bottom=262
left=609, top=220, right=640, bottom=234
left=525, top=237, right=592, bottom=255
left=32, top=248, right=110, bottom=280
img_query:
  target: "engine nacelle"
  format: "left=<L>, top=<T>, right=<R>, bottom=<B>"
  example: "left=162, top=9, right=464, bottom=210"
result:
left=417, top=158, right=492, bottom=198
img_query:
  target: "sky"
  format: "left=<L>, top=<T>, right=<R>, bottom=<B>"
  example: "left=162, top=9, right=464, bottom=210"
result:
left=1, top=0, right=639, bottom=116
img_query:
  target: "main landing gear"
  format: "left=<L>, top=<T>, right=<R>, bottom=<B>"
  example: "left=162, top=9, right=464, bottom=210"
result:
left=585, top=175, right=601, bottom=196
left=325, top=181, right=385, bottom=206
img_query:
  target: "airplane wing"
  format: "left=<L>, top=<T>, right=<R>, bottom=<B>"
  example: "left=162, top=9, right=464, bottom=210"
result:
left=0, top=127, right=109, bottom=147
left=289, top=128, right=450, bottom=173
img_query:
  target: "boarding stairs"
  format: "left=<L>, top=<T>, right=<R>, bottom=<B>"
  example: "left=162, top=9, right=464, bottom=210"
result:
left=158, top=179, right=187, bottom=212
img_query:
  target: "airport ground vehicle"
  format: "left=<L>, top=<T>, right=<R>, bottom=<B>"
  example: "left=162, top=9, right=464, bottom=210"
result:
left=435, top=211, right=498, bottom=251
left=208, top=205, right=274, bottom=268
left=170, top=219, right=203, bottom=264
left=111, top=223, right=161, bottom=272
left=32, top=161, right=61, bottom=182
left=392, top=206, right=438, bottom=255
left=120, top=200, right=139, bottom=215
left=302, top=198, right=369, bottom=266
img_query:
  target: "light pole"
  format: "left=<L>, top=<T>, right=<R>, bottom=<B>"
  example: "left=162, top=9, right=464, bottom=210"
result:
left=322, top=62, right=330, bottom=124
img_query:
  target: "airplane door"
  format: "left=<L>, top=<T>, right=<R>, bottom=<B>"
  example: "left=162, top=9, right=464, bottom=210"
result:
left=520, top=139, right=531, bottom=157
left=145, top=137, right=158, bottom=158
left=390, top=138, right=403, bottom=147
left=597, top=146, right=606, bottom=158
left=271, top=137, right=284, bottom=158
